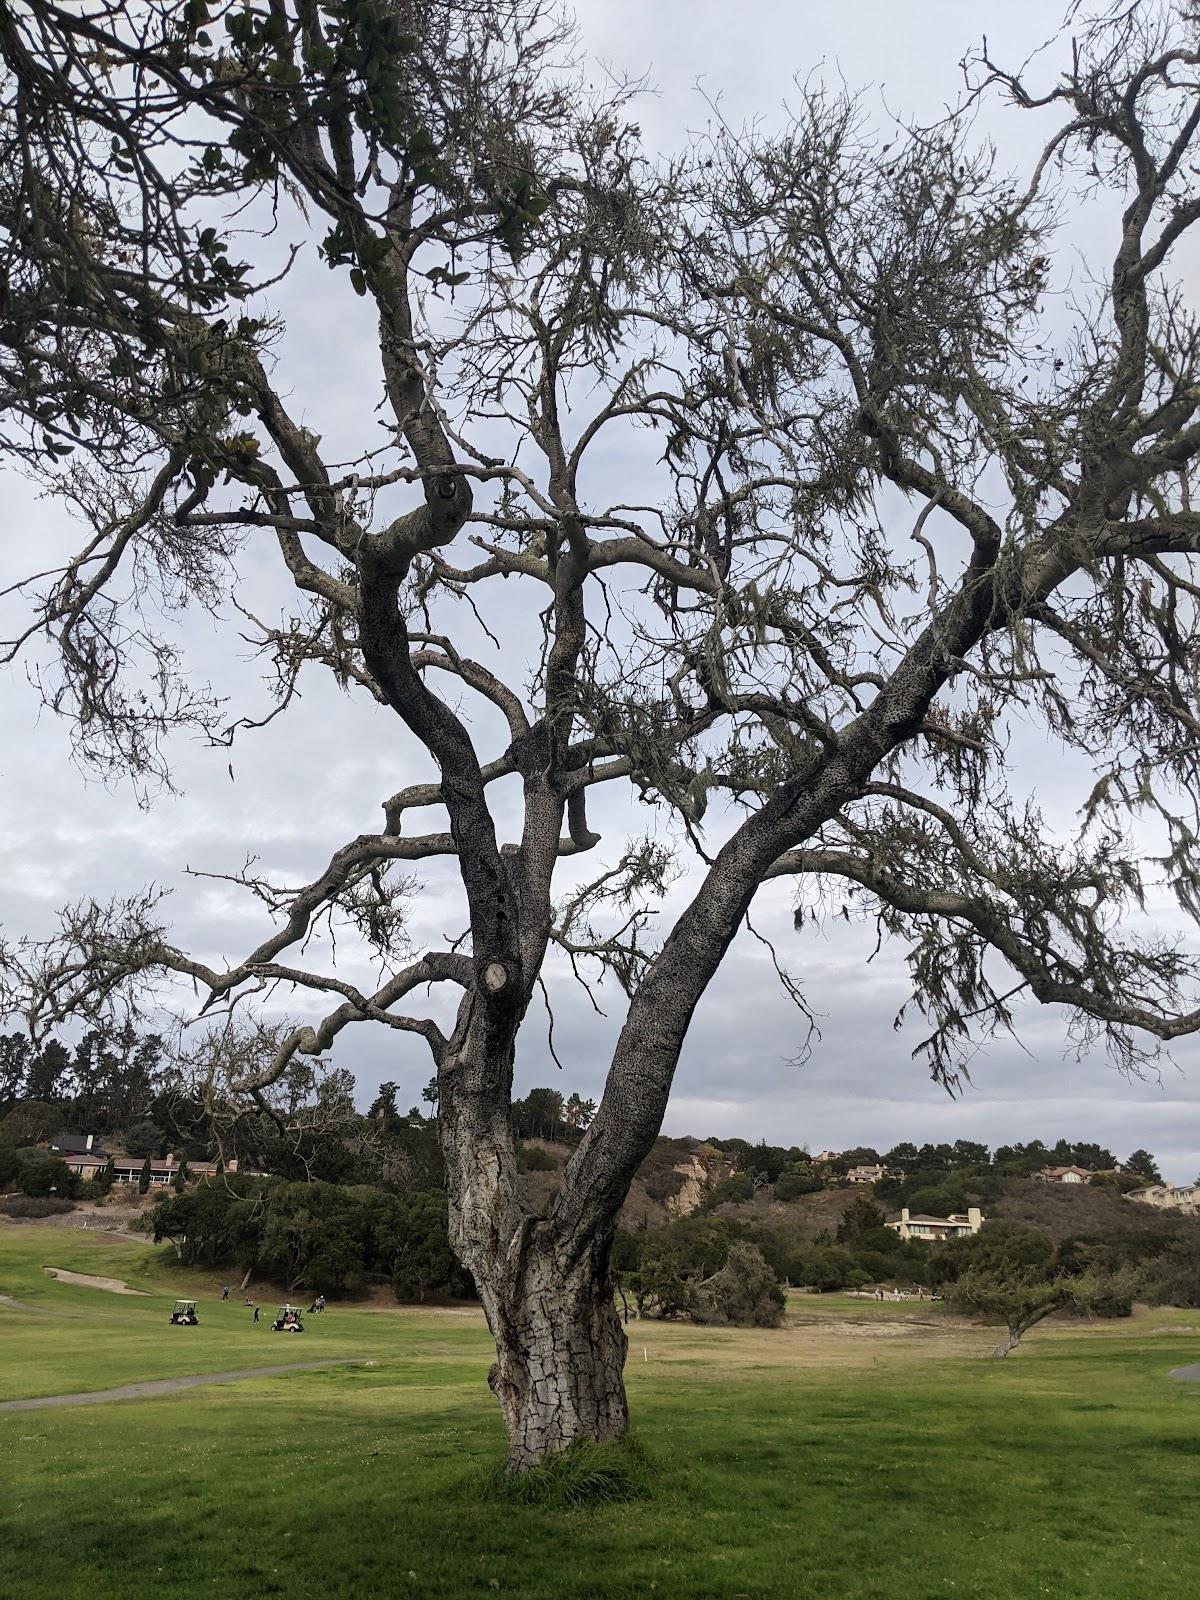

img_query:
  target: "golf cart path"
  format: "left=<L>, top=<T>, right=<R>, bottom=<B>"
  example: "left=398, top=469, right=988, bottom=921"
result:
left=1169, top=1363, right=1200, bottom=1381
left=0, top=1294, right=74, bottom=1316
left=43, top=1267, right=149, bottom=1295
left=0, top=1358, right=373, bottom=1413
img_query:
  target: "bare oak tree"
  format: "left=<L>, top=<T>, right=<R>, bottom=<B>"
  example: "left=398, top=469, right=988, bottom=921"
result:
left=5, top=0, right=1200, bottom=1468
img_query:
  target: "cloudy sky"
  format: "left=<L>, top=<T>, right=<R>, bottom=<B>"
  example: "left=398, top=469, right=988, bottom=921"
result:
left=3, top=0, right=1200, bottom=1181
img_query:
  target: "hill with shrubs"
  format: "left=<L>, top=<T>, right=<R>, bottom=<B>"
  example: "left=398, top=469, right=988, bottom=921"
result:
left=3, top=1023, right=1199, bottom=1323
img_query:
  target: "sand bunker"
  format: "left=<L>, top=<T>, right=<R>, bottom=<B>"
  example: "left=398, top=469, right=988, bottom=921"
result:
left=44, top=1267, right=149, bottom=1296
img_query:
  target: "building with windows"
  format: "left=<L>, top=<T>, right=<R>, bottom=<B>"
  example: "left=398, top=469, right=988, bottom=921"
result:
left=47, top=1132, right=110, bottom=1182
left=886, top=1206, right=984, bottom=1243
left=106, top=1153, right=229, bottom=1186
left=44, top=1133, right=229, bottom=1187
left=1127, top=1183, right=1197, bottom=1215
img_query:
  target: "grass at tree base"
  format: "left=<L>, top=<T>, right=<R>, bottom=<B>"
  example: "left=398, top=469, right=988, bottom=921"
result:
left=479, top=1432, right=657, bottom=1508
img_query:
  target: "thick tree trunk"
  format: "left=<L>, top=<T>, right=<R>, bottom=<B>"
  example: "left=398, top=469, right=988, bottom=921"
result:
left=991, top=1327, right=1023, bottom=1358
left=438, top=1010, right=629, bottom=1470
left=476, top=1230, right=629, bottom=1472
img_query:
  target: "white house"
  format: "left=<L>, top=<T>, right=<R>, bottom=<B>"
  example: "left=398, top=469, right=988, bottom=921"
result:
left=886, top=1206, right=984, bottom=1242
left=847, top=1164, right=888, bottom=1185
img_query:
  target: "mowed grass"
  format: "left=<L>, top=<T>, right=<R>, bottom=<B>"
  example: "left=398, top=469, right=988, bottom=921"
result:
left=3, top=1223, right=1200, bottom=1600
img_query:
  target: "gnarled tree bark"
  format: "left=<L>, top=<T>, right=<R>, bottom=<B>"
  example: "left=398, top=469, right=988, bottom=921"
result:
left=478, top=1226, right=629, bottom=1471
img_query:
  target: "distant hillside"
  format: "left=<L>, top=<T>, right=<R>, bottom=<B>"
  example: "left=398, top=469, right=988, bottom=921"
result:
left=520, top=1142, right=872, bottom=1236
left=515, top=1134, right=1200, bottom=1248
left=518, top=1138, right=734, bottom=1227
left=990, top=1178, right=1200, bottom=1243
left=697, top=1183, right=864, bottom=1238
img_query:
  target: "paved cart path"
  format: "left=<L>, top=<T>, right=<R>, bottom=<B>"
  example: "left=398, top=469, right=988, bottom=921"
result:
left=0, top=1358, right=373, bottom=1413
left=1169, top=1363, right=1200, bottom=1381
left=0, top=1295, right=73, bottom=1315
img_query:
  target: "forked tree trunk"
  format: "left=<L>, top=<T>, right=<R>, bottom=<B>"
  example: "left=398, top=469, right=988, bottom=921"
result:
left=438, top=1002, right=632, bottom=1470
left=477, top=1232, right=629, bottom=1472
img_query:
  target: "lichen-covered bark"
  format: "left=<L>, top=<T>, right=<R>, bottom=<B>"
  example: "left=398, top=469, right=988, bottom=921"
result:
left=446, top=1128, right=629, bottom=1470
left=480, top=1233, right=629, bottom=1472
left=437, top=1010, right=628, bottom=1471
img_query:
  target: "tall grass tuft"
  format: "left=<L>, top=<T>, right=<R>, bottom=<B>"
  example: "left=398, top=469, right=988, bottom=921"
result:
left=478, top=1433, right=658, bottom=1508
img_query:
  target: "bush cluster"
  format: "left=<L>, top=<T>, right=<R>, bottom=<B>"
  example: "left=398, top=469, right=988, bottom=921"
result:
left=0, top=1145, right=75, bottom=1199
left=148, top=1176, right=475, bottom=1302
left=0, top=1194, right=74, bottom=1218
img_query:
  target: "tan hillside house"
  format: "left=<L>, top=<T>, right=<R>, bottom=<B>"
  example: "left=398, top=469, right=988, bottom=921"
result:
left=1127, top=1183, right=1198, bottom=1215
left=45, top=1133, right=229, bottom=1187
left=1035, top=1166, right=1094, bottom=1185
left=886, top=1206, right=985, bottom=1242
left=107, top=1153, right=229, bottom=1186
left=847, top=1163, right=888, bottom=1184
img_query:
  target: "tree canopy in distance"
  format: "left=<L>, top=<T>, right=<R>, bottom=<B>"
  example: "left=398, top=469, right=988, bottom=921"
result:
left=4, top=0, right=1200, bottom=1470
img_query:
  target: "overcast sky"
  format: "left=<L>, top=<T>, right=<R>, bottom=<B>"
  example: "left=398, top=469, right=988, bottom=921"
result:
left=3, top=1, right=1200, bottom=1182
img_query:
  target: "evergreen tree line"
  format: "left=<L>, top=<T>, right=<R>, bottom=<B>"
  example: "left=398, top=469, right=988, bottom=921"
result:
left=0, top=1021, right=606, bottom=1198
left=694, top=1136, right=1171, bottom=1213
left=3, top=1023, right=1192, bottom=1318
left=704, top=1139, right=1164, bottom=1190
left=0, top=1025, right=168, bottom=1142
left=1, top=1024, right=1167, bottom=1192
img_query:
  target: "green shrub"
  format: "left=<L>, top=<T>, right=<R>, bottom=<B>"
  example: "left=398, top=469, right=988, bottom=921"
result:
left=775, top=1163, right=823, bottom=1200
left=784, top=1243, right=862, bottom=1292
left=515, top=1143, right=559, bottom=1173
left=0, top=1142, right=20, bottom=1190
left=692, top=1242, right=786, bottom=1327
left=700, top=1172, right=754, bottom=1210
left=14, top=1149, right=74, bottom=1198
left=1140, top=1238, right=1200, bottom=1308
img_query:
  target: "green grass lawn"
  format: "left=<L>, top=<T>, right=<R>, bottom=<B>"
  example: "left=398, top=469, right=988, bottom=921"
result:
left=3, top=1223, right=1200, bottom=1600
